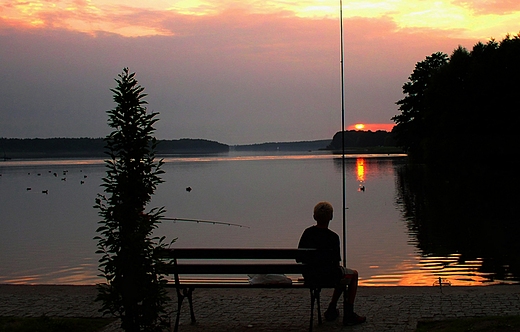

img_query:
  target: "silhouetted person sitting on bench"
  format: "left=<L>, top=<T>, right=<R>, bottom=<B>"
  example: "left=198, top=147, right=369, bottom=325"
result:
left=298, top=201, right=366, bottom=326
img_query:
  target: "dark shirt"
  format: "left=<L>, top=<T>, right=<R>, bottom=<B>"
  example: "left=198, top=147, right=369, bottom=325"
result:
left=297, top=225, right=342, bottom=286
left=298, top=225, right=341, bottom=262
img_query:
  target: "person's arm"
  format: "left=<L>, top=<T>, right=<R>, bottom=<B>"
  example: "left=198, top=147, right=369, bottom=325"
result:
left=334, top=234, right=342, bottom=266
left=297, top=229, right=311, bottom=263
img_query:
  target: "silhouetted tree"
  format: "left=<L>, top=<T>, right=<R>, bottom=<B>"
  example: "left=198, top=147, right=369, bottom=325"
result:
left=393, top=33, right=520, bottom=173
left=391, top=52, right=448, bottom=161
left=327, top=130, right=395, bottom=150
left=95, top=68, right=170, bottom=332
left=392, top=33, right=520, bottom=283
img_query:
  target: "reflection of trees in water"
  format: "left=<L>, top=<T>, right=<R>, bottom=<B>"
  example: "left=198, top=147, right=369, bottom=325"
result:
left=395, top=163, right=520, bottom=283
left=332, top=157, right=401, bottom=178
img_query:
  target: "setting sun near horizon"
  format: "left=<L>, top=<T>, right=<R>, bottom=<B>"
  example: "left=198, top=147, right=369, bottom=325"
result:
left=347, top=123, right=394, bottom=132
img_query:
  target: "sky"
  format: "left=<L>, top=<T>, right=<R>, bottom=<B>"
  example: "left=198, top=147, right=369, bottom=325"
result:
left=1, top=1, right=519, bottom=144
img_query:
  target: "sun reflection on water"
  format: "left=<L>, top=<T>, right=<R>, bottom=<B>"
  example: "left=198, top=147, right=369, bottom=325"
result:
left=360, top=253, right=497, bottom=286
left=356, top=158, right=365, bottom=182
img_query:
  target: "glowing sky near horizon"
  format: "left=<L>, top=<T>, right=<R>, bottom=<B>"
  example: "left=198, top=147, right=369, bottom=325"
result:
left=0, top=0, right=519, bottom=143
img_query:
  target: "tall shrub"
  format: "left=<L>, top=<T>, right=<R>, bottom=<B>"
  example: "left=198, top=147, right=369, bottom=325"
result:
left=95, top=68, right=170, bottom=332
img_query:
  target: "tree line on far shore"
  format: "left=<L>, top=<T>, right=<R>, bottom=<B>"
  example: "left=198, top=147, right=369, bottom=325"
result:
left=1, top=130, right=399, bottom=159
left=0, top=137, right=229, bottom=158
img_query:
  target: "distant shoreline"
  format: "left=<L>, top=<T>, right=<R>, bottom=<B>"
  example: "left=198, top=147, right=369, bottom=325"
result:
left=1, top=134, right=402, bottom=160
left=1, top=147, right=406, bottom=160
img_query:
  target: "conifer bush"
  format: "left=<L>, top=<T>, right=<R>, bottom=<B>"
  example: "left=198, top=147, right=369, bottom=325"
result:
left=95, top=68, right=170, bottom=332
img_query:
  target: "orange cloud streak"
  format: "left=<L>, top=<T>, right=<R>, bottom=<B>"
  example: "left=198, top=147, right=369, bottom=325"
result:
left=2, top=0, right=520, bottom=40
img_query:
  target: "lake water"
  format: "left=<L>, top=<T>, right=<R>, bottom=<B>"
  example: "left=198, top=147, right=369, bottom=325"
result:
left=0, top=152, right=511, bottom=286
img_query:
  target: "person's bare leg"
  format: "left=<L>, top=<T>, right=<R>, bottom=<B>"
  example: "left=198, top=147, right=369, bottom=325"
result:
left=346, top=270, right=358, bottom=304
left=342, top=271, right=366, bottom=325
left=324, top=271, right=354, bottom=321
left=330, top=270, right=357, bottom=308
left=324, top=287, right=342, bottom=321
left=328, top=287, right=343, bottom=308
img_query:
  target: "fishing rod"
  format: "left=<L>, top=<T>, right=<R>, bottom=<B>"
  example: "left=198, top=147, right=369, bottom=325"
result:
left=160, top=217, right=250, bottom=229
left=339, top=0, right=347, bottom=268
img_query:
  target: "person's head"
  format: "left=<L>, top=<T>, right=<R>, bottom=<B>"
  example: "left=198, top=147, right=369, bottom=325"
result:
left=313, top=201, right=333, bottom=227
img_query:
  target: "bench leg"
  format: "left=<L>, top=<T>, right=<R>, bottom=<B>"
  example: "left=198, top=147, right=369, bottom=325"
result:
left=309, top=288, right=315, bottom=332
left=187, top=287, right=196, bottom=324
left=309, top=288, right=322, bottom=332
left=174, top=289, right=185, bottom=332
left=316, top=289, right=322, bottom=325
left=174, top=287, right=196, bottom=332
left=342, top=284, right=347, bottom=320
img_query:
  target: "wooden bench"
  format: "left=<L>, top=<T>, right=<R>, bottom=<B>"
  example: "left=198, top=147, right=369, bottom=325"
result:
left=158, top=248, right=343, bottom=332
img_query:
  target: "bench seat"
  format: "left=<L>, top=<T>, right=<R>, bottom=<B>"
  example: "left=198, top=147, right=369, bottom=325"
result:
left=159, top=248, right=342, bottom=332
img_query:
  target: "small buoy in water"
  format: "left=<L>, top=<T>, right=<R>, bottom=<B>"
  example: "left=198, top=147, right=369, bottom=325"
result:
left=186, top=187, right=192, bottom=192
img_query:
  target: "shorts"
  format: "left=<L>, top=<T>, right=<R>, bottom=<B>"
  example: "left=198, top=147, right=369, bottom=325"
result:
left=340, top=266, right=356, bottom=276
left=303, top=265, right=356, bottom=287
left=339, top=266, right=356, bottom=286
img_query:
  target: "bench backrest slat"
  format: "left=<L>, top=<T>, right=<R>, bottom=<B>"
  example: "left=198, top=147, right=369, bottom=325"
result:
left=159, top=248, right=329, bottom=261
left=165, top=263, right=305, bottom=275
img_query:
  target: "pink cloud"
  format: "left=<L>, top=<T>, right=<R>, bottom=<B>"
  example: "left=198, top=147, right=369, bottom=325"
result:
left=452, top=0, right=520, bottom=15
left=0, top=8, right=484, bottom=143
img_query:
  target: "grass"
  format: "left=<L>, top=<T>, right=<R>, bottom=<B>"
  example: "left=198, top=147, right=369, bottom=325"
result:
left=417, top=316, right=520, bottom=332
left=0, top=316, right=115, bottom=332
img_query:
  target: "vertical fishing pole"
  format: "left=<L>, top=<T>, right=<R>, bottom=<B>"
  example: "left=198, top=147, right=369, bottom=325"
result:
left=340, top=0, right=347, bottom=268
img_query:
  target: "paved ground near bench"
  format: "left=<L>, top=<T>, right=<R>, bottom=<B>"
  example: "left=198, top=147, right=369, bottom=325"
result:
left=1, top=284, right=520, bottom=331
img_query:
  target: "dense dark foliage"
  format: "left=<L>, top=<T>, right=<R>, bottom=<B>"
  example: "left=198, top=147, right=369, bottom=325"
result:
left=94, top=68, right=170, bottom=332
left=236, top=139, right=331, bottom=151
left=393, top=35, right=520, bottom=282
left=0, top=138, right=228, bottom=158
left=327, top=130, right=396, bottom=150
left=0, top=138, right=105, bottom=158
left=155, top=138, right=228, bottom=153
left=392, top=33, right=520, bottom=173
left=392, top=52, right=448, bottom=162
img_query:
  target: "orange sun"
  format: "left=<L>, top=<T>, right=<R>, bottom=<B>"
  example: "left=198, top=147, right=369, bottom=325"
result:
left=347, top=123, right=395, bottom=132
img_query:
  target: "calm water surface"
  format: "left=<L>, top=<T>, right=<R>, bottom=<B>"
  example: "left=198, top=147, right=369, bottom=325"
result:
left=0, top=152, right=501, bottom=286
